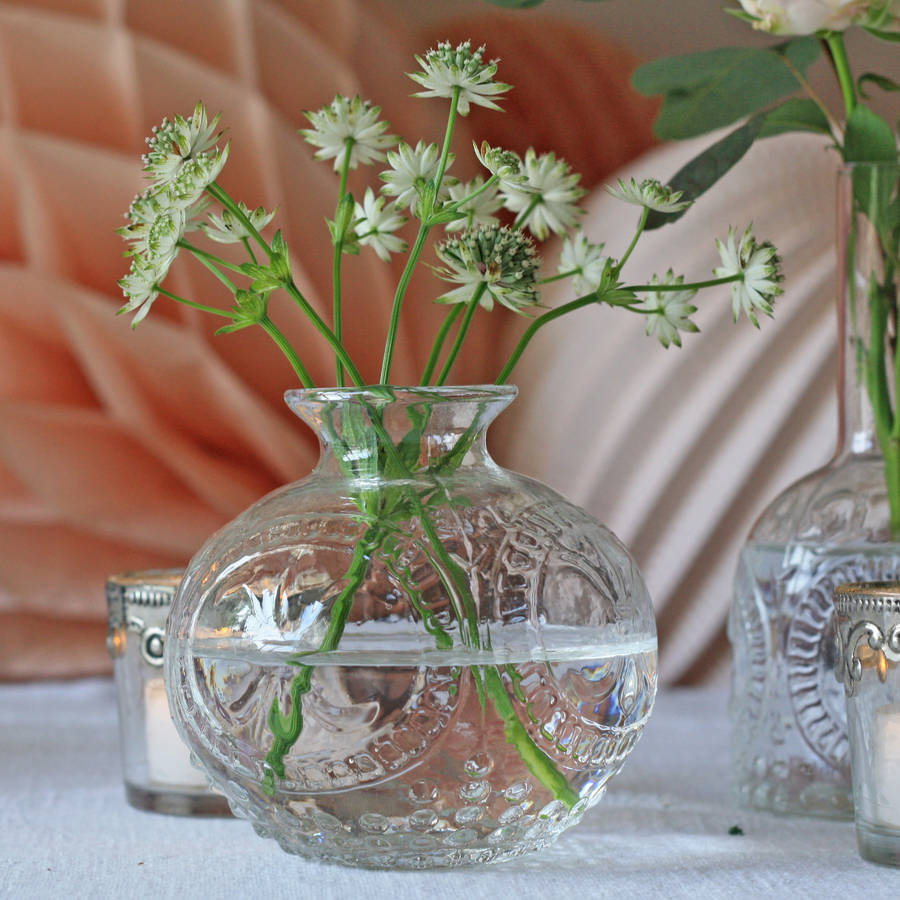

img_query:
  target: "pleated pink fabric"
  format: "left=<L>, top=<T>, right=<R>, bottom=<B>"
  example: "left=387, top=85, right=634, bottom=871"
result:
left=0, top=0, right=655, bottom=679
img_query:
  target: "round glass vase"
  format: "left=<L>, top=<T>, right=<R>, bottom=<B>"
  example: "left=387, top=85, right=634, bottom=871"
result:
left=165, top=385, right=657, bottom=869
left=729, top=162, right=900, bottom=818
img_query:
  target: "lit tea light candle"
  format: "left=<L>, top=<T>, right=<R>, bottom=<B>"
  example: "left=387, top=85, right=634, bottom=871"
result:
left=144, top=679, right=208, bottom=788
left=872, top=703, right=900, bottom=831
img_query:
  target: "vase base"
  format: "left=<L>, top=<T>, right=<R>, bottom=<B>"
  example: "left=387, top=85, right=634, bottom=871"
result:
left=735, top=776, right=853, bottom=820
left=268, top=830, right=559, bottom=870
left=125, top=782, right=232, bottom=817
left=856, top=820, right=900, bottom=868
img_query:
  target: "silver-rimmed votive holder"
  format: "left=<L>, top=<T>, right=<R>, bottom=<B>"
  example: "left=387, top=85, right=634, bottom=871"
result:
left=834, top=582, right=900, bottom=867
left=106, top=570, right=230, bottom=816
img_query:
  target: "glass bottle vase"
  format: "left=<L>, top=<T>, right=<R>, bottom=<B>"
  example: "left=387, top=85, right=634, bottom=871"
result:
left=729, top=162, right=900, bottom=818
left=165, top=385, right=658, bottom=868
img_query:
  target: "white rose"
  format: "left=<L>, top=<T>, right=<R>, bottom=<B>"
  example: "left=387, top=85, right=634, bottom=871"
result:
left=738, top=0, right=874, bottom=34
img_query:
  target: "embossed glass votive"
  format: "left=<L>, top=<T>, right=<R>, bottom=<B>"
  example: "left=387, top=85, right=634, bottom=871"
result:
left=106, top=570, right=230, bottom=816
left=834, top=582, right=900, bottom=867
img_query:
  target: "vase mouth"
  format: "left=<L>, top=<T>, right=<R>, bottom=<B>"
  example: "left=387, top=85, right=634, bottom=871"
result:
left=284, top=384, right=518, bottom=409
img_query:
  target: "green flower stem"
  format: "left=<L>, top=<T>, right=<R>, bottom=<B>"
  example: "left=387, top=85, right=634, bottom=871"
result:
left=179, top=241, right=239, bottom=293
left=262, top=532, right=375, bottom=791
left=616, top=207, right=649, bottom=274
left=206, top=182, right=272, bottom=258
left=539, top=269, right=578, bottom=286
left=281, top=280, right=365, bottom=387
left=627, top=273, right=742, bottom=293
left=483, top=667, right=579, bottom=810
left=379, top=88, right=461, bottom=384
left=367, top=411, right=482, bottom=648
left=259, top=315, right=315, bottom=388
left=495, top=294, right=597, bottom=384
left=825, top=32, right=857, bottom=120
left=513, top=195, right=541, bottom=231
left=420, top=305, right=464, bottom=385
left=435, top=284, right=488, bottom=386
left=496, top=273, right=745, bottom=383
left=379, top=225, right=430, bottom=383
left=156, top=286, right=234, bottom=318
left=435, top=172, right=500, bottom=223
left=241, top=237, right=258, bottom=265
left=433, top=87, right=461, bottom=192
left=207, top=180, right=365, bottom=385
left=333, top=142, right=354, bottom=388
left=178, top=240, right=246, bottom=276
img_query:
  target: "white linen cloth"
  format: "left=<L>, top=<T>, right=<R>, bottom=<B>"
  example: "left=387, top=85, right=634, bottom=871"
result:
left=1, top=679, right=892, bottom=898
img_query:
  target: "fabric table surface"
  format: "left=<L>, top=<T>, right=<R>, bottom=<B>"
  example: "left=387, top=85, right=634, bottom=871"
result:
left=1, top=680, right=890, bottom=899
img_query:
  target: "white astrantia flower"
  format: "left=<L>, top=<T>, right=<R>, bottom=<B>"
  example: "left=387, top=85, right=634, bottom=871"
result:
left=201, top=202, right=277, bottom=244
left=433, top=225, right=540, bottom=312
left=354, top=188, right=407, bottom=262
left=500, top=149, right=586, bottom=240
left=714, top=224, right=783, bottom=326
left=607, top=177, right=691, bottom=214
left=443, top=176, right=503, bottom=231
left=300, top=95, right=396, bottom=172
left=558, top=231, right=610, bottom=296
left=117, top=258, right=161, bottom=326
left=381, top=141, right=455, bottom=213
left=143, top=102, right=227, bottom=191
left=473, top=142, right=526, bottom=190
left=640, top=271, right=700, bottom=348
left=165, top=145, right=230, bottom=210
left=409, top=40, right=512, bottom=116
left=736, top=0, right=882, bottom=34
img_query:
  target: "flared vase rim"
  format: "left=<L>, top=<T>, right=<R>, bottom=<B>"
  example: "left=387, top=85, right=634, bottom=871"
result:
left=284, top=384, right=518, bottom=407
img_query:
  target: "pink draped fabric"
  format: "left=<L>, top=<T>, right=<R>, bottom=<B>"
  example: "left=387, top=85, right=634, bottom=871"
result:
left=0, top=0, right=655, bottom=680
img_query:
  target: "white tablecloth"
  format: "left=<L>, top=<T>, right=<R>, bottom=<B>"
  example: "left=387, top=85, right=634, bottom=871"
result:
left=1, top=681, right=892, bottom=899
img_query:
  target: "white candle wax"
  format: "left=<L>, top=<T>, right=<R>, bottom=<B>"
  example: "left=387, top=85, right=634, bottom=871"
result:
left=872, top=703, right=900, bottom=831
left=144, top=679, right=209, bottom=788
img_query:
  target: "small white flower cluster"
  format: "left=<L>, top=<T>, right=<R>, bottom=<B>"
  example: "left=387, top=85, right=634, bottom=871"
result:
left=117, top=40, right=784, bottom=363
left=714, top=225, right=783, bottom=326
left=118, top=103, right=233, bottom=324
left=434, top=226, right=540, bottom=312
left=294, top=40, right=781, bottom=347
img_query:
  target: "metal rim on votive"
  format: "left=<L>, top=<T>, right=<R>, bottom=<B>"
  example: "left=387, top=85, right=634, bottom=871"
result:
left=833, top=582, right=900, bottom=615
left=833, top=582, right=900, bottom=697
left=106, top=570, right=183, bottom=666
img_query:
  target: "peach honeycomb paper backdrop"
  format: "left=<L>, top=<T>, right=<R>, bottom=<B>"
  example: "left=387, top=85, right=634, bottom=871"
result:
left=0, top=0, right=656, bottom=679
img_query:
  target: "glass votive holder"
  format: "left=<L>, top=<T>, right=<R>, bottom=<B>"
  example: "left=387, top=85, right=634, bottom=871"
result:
left=833, top=581, right=900, bottom=867
left=106, top=570, right=231, bottom=816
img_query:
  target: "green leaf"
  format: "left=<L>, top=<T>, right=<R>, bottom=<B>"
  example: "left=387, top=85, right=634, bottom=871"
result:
left=858, top=73, right=900, bottom=100
left=632, top=38, right=820, bottom=140
left=864, top=26, right=900, bottom=43
left=645, top=112, right=768, bottom=230
left=757, top=98, right=832, bottom=138
left=844, top=105, right=898, bottom=163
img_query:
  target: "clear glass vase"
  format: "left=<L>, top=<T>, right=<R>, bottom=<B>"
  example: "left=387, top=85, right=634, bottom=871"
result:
left=165, top=385, right=657, bottom=868
left=729, top=162, right=900, bottom=818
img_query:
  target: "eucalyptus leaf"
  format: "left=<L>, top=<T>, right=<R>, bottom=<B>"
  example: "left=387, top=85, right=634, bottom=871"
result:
left=863, top=26, right=900, bottom=43
left=757, top=98, right=832, bottom=138
left=645, top=112, right=768, bottom=230
left=844, top=105, right=898, bottom=163
left=632, top=38, right=820, bottom=140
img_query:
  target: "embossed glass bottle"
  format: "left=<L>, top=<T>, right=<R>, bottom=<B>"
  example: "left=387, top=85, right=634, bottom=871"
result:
left=165, top=386, right=657, bottom=868
left=729, top=163, right=900, bottom=818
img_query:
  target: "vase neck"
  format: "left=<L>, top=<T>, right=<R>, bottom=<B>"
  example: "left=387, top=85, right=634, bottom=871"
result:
left=836, top=163, right=900, bottom=458
left=285, top=386, right=517, bottom=476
